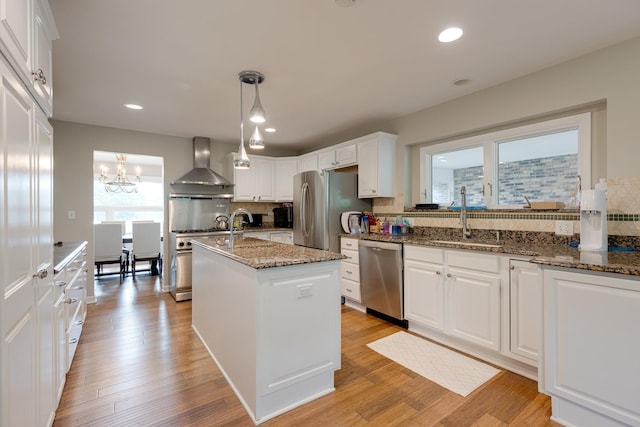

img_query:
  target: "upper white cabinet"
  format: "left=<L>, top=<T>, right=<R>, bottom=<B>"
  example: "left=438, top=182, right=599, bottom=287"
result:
left=228, top=154, right=275, bottom=202
left=274, top=157, right=297, bottom=202
left=0, top=0, right=57, bottom=116
left=318, top=144, right=357, bottom=170
left=297, top=153, right=318, bottom=173
left=357, top=132, right=397, bottom=198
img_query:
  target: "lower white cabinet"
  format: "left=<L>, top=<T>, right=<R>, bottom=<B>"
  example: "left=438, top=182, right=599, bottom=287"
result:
left=404, top=245, right=502, bottom=352
left=340, top=238, right=361, bottom=302
left=244, top=231, right=293, bottom=245
left=508, top=259, right=541, bottom=365
left=541, top=268, right=640, bottom=427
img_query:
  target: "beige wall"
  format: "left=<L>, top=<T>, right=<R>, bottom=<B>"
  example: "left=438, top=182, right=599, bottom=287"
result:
left=391, top=36, right=640, bottom=207
left=52, top=121, right=238, bottom=297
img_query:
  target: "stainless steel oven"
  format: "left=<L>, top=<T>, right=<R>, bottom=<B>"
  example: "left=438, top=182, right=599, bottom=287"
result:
left=169, top=230, right=230, bottom=301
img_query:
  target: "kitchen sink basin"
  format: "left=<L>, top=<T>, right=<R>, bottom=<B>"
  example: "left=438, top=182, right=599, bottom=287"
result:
left=428, top=240, right=503, bottom=249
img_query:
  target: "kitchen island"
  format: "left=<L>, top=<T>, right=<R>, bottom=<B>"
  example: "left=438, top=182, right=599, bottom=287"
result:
left=191, top=237, right=343, bottom=425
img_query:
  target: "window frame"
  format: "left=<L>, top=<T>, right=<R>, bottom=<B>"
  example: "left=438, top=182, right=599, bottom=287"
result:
left=419, top=112, right=591, bottom=209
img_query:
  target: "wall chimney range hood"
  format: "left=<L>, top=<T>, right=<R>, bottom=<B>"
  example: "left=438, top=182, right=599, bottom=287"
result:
left=171, top=137, right=234, bottom=188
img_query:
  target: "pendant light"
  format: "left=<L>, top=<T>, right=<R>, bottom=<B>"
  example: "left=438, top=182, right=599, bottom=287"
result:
left=235, top=71, right=267, bottom=165
left=249, top=125, right=264, bottom=149
left=233, top=72, right=251, bottom=169
left=249, top=77, right=266, bottom=123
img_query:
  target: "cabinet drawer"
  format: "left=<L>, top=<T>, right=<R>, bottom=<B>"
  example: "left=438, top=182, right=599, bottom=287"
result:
left=341, top=278, right=361, bottom=302
left=341, top=248, right=359, bottom=264
left=447, top=250, right=500, bottom=274
left=341, top=262, right=360, bottom=282
left=404, top=244, right=444, bottom=264
left=341, top=238, right=358, bottom=251
left=67, top=315, right=84, bottom=370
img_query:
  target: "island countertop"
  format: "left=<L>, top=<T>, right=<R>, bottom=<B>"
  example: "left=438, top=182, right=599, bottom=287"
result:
left=191, top=237, right=344, bottom=269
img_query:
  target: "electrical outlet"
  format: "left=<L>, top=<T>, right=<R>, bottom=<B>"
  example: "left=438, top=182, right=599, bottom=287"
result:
left=555, top=220, right=574, bottom=236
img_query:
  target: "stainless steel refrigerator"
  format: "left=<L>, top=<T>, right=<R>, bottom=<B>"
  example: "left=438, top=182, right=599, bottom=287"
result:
left=294, top=169, right=372, bottom=253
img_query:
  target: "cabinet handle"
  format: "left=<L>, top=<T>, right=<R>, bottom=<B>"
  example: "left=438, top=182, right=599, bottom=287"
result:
left=68, top=267, right=78, bottom=272
left=34, top=268, right=48, bottom=279
left=69, top=337, right=78, bottom=344
left=446, top=273, right=452, bottom=278
left=75, top=286, right=85, bottom=290
left=435, top=271, right=441, bottom=275
left=372, top=189, right=377, bottom=194
left=345, top=288, right=352, bottom=293
left=32, top=69, right=47, bottom=85
left=509, top=265, right=515, bottom=270
left=76, top=319, right=84, bottom=325
left=345, top=270, right=352, bottom=275
left=65, top=298, right=79, bottom=304
left=55, top=281, right=67, bottom=287
left=346, top=243, right=353, bottom=247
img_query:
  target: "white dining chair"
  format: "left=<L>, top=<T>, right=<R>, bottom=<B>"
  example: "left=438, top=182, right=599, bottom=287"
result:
left=101, top=220, right=130, bottom=273
left=94, top=223, right=126, bottom=281
left=131, top=221, right=162, bottom=278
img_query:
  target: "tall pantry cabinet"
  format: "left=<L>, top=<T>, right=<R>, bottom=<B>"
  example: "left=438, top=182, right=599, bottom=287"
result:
left=1, top=0, right=58, bottom=426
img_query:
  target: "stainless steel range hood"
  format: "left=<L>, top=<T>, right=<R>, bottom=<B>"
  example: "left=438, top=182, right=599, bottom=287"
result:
left=171, top=137, right=234, bottom=191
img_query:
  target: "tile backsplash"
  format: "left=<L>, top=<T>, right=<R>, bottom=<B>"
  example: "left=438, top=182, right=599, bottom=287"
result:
left=373, top=177, right=640, bottom=236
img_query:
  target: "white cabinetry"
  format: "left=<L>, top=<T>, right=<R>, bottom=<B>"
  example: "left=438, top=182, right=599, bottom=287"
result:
left=318, top=144, right=357, bottom=170
left=541, top=268, right=640, bottom=427
left=274, top=157, right=297, bottom=202
left=244, top=231, right=293, bottom=245
left=0, top=0, right=57, bottom=116
left=508, top=259, right=541, bottom=365
left=357, top=132, right=397, bottom=198
left=228, top=154, right=275, bottom=202
left=404, top=245, right=445, bottom=331
left=340, top=238, right=361, bottom=302
left=404, top=245, right=502, bottom=352
left=297, top=153, right=318, bottom=173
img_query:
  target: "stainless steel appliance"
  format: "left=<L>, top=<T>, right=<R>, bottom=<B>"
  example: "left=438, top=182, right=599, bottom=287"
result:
left=169, top=229, right=230, bottom=301
left=273, top=207, right=293, bottom=228
left=294, top=169, right=371, bottom=253
left=358, top=240, right=404, bottom=321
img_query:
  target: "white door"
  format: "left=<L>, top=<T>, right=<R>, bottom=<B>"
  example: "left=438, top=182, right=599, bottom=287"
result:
left=446, top=267, right=501, bottom=351
left=357, top=138, right=378, bottom=197
left=509, top=259, right=541, bottom=363
left=1, top=57, right=37, bottom=427
left=404, top=259, right=445, bottom=331
left=274, top=158, right=297, bottom=202
left=255, top=157, right=275, bottom=201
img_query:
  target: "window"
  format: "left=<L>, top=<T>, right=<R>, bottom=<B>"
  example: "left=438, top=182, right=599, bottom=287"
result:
left=93, top=151, right=164, bottom=233
left=420, top=113, right=590, bottom=208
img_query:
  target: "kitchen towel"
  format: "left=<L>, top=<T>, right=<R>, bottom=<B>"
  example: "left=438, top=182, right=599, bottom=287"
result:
left=367, top=331, right=500, bottom=397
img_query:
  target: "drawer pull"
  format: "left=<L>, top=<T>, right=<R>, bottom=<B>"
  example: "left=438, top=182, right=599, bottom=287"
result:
left=55, top=281, right=67, bottom=287
left=68, top=337, right=78, bottom=344
left=435, top=271, right=441, bottom=275
left=68, top=267, right=78, bottom=272
left=32, top=69, right=47, bottom=85
left=446, top=273, right=452, bottom=278
left=65, top=298, right=79, bottom=304
left=345, top=288, right=352, bottom=293
left=76, top=319, right=84, bottom=325
left=345, top=270, right=353, bottom=275
left=33, top=268, right=48, bottom=279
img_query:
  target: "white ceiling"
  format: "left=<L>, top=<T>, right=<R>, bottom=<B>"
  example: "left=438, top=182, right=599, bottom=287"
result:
left=49, top=0, right=640, bottom=153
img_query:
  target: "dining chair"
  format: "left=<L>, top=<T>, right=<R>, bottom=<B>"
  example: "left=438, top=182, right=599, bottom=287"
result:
left=94, top=223, right=126, bottom=281
left=101, top=220, right=130, bottom=272
left=131, top=221, right=162, bottom=278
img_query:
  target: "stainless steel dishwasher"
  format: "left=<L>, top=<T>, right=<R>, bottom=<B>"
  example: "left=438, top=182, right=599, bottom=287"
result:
left=358, top=240, right=404, bottom=320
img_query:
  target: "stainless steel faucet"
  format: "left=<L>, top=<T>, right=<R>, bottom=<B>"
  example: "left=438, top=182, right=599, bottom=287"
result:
left=228, top=208, right=253, bottom=250
left=460, top=186, right=472, bottom=239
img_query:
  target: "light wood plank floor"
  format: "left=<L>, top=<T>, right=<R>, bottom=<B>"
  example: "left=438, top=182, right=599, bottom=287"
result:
left=53, top=273, right=559, bottom=426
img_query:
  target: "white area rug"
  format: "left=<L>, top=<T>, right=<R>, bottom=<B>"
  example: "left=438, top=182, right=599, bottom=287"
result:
left=367, top=331, right=500, bottom=397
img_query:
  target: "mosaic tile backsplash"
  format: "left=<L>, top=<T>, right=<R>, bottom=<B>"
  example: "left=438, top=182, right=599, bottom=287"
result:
left=373, top=177, right=640, bottom=237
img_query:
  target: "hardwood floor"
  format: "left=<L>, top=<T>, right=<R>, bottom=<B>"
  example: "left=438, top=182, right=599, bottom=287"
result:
left=53, top=273, right=559, bottom=426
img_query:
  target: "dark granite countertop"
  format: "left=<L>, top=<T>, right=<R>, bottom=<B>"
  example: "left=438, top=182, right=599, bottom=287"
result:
left=341, top=232, right=640, bottom=277
left=53, top=241, right=88, bottom=274
left=191, top=237, right=344, bottom=269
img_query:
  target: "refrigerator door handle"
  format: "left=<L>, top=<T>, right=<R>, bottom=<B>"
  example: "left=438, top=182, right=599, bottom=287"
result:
left=301, top=182, right=310, bottom=237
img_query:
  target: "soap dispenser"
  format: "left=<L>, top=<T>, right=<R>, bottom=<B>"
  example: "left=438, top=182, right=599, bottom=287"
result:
left=579, top=179, right=608, bottom=252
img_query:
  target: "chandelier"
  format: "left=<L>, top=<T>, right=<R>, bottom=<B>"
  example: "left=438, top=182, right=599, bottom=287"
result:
left=98, top=154, right=141, bottom=193
left=234, top=70, right=267, bottom=170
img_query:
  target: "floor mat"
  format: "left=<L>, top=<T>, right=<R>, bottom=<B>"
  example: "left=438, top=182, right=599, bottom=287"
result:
left=367, top=331, right=500, bottom=397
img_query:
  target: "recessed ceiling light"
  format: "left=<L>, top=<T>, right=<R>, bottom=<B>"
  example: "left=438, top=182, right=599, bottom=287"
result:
left=438, top=27, right=463, bottom=43
left=265, top=128, right=276, bottom=133
left=124, top=104, right=143, bottom=110
left=453, top=78, right=471, bottom=86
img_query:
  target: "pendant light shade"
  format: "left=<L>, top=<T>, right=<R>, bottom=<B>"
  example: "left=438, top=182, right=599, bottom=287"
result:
left=233, top=75, right=251, bottom=169
left=249, top=126, right=265, bottom=149
left=249, top=81, right=266, bottom=123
